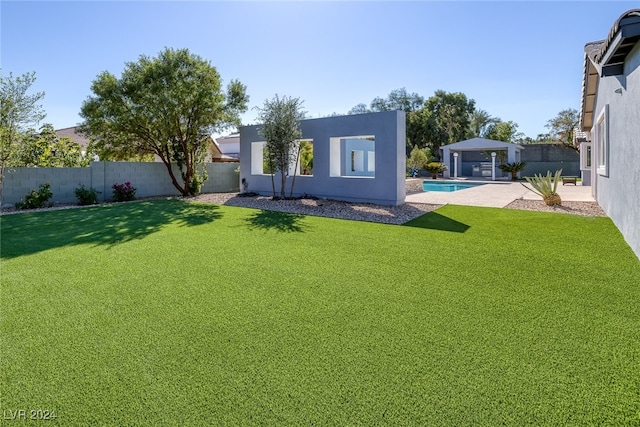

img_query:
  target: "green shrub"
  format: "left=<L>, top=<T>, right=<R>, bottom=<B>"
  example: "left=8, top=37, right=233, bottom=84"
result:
left=74, top=185, right=100, bottom=205
left=112, top=181, right=136, bottom=202
left=407, top=145, right=431, bottom=177
left=425, top=162, right=447, bottom=178
left=15, top=183, right=53, bottom=210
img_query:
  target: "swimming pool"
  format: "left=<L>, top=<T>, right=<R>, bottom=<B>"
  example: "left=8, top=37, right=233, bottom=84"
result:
left=422, top=181, right=485, bottom=192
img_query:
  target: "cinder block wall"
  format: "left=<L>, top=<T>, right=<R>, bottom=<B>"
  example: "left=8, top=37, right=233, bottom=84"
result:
left=520, top=144, right=580, bottom=176
left=2, top=167, right=92, bottom=206
left=1, top=162, right=239, bottom=207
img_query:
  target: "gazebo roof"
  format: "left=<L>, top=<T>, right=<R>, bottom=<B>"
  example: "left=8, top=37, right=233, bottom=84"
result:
left=442, top=137, right=523, bottom=152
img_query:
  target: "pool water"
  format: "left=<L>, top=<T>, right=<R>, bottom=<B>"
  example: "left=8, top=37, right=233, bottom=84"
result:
left=422, top=181, right=485, bottom=192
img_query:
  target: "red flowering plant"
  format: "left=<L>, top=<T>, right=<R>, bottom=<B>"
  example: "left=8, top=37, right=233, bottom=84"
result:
left=112, top=181, right=137, bottom=202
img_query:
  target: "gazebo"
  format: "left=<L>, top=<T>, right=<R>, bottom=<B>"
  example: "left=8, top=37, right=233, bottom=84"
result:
left=441, top=137, right=524, bottom=179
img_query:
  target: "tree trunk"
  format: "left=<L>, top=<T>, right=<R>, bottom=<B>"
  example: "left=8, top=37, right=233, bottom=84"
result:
left=278, top=157, right=287, bottom=199
left=289, top=144, right=301, bottom=199
left=280, top=169, right=286, bottom=200
left=157, top=148, right=189, bottom=196
left=0, top=161, right=5, bottom=206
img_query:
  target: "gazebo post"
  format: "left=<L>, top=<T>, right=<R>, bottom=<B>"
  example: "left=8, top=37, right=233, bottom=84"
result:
left=453, top=152, right=459, bottom=179
left=491, top=152, right=496, bottom=181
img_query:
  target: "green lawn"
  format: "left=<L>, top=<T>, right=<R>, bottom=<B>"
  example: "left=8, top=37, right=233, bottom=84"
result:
left=1, top=199, right=639, bottom=425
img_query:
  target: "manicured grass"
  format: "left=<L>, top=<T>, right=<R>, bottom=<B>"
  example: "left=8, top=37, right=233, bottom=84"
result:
left=1, top=200, right=639, bottom=425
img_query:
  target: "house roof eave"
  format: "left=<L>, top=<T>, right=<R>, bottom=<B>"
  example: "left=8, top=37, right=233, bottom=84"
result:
left=580, top=46, right=601, bottom=132
left=594, top=9, right=640, bottom=74
left=579, top=9, right=640, bottom=131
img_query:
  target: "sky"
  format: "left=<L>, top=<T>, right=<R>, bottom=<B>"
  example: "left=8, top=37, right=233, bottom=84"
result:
left=1, top=1, right=637, bottom=139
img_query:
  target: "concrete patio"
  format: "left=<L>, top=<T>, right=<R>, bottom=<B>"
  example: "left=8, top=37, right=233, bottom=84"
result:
left=405, top=179, right=595, bottom=208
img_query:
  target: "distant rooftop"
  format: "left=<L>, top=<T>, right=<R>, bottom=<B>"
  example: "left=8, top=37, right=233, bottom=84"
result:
left=55, top=126, right=90, bottom=149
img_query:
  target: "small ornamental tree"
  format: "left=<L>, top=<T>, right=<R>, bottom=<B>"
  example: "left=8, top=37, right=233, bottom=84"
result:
left=80, top=48, right=248, bottom=196
left=256, top=95, right=306, bottom=199
left=0, top=70, right=46, bottom=204
left=407, top=145, right=431, bottom=177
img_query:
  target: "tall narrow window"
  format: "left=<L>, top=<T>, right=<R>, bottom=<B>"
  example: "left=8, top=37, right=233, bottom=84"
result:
left=595, top=105, right=609, bottom=177
left=580, top=142, right=592, bottom=170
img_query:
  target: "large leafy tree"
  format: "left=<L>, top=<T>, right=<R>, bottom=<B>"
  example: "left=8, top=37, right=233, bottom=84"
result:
left=80, top=48, right=248, bottom=196
left=348, top=88, right=424, bottom=115
left=369, top=88, right=425, bottom=113
left=0, top=70, right=46, bottom=203
left=483, top=120, right=523, bottom=143
left=406, top=108, right=433, bottom=151
left=421, top=90, right=476, bottom=159
left=546, top=108, right=580, bottom=151
left=348, top=88, right=426, bottom=152
left=347, top=103, right=369, bottom=115
left=256, top=95, right=306, bottom=199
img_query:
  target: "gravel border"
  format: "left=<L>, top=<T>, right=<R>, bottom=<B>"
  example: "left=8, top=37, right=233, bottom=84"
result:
left=504, top=198, right=607, bottom=217
left=187, top=193, right=442, bottom=225
left=1, top=183, right=607, bottom=223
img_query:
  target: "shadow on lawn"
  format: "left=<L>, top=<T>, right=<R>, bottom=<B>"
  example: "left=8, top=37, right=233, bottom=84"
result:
left=244, top=210, right=308, bottom=233
left=403, top=211, right=470, bottom=233
left=0, top=199, right=222, bottom=259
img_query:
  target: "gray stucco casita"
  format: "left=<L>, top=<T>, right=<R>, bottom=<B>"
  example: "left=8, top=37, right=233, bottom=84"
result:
left=580, top=9, right=640, bottom=259
left=239, top=110, right=406, bottom=206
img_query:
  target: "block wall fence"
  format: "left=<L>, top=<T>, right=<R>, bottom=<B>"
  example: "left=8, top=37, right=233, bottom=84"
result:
left=1, top=162, right=239, bottom=207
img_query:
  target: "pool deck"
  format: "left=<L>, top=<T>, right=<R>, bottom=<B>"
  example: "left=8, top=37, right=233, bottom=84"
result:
left=405, top=178, right=595, bottom=208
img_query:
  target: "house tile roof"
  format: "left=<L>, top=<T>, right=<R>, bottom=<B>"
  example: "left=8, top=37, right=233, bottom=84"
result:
left=580, top=9, right=640, bottom=130
left=593, top=9, right=640, bottom=67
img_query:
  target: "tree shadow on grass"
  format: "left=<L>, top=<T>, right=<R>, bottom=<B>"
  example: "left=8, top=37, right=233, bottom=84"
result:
left=403, top=211, right=470, bottom=233
left=244, top=210, right=309, bottom=233
left=0, top=199, right=222, bottom=259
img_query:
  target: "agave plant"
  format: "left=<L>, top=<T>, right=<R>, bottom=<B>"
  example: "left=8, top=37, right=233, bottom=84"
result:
left=522, top=169, right=563, bottom=206
left=498, top=161, right=527, bottom=180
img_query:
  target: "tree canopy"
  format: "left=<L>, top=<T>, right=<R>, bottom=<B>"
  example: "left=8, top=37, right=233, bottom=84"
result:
left=80, top=47, right=248, bottom=196
left=0, top=70, right=46, bottom=203
left=11, top=124, right=88, bottom=167
left=348, top=88, right=550, bottom=159
left=483, top=120, right=523, bottom=143
left=416, top=90, right=476, bottom=158
left=546, top=108, right=580, bottom=151
left=347, top=88, right=424, bottom=115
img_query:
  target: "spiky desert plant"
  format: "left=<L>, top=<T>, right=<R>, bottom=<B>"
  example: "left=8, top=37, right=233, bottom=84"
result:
left=522, top=169, right=562, bottom=206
